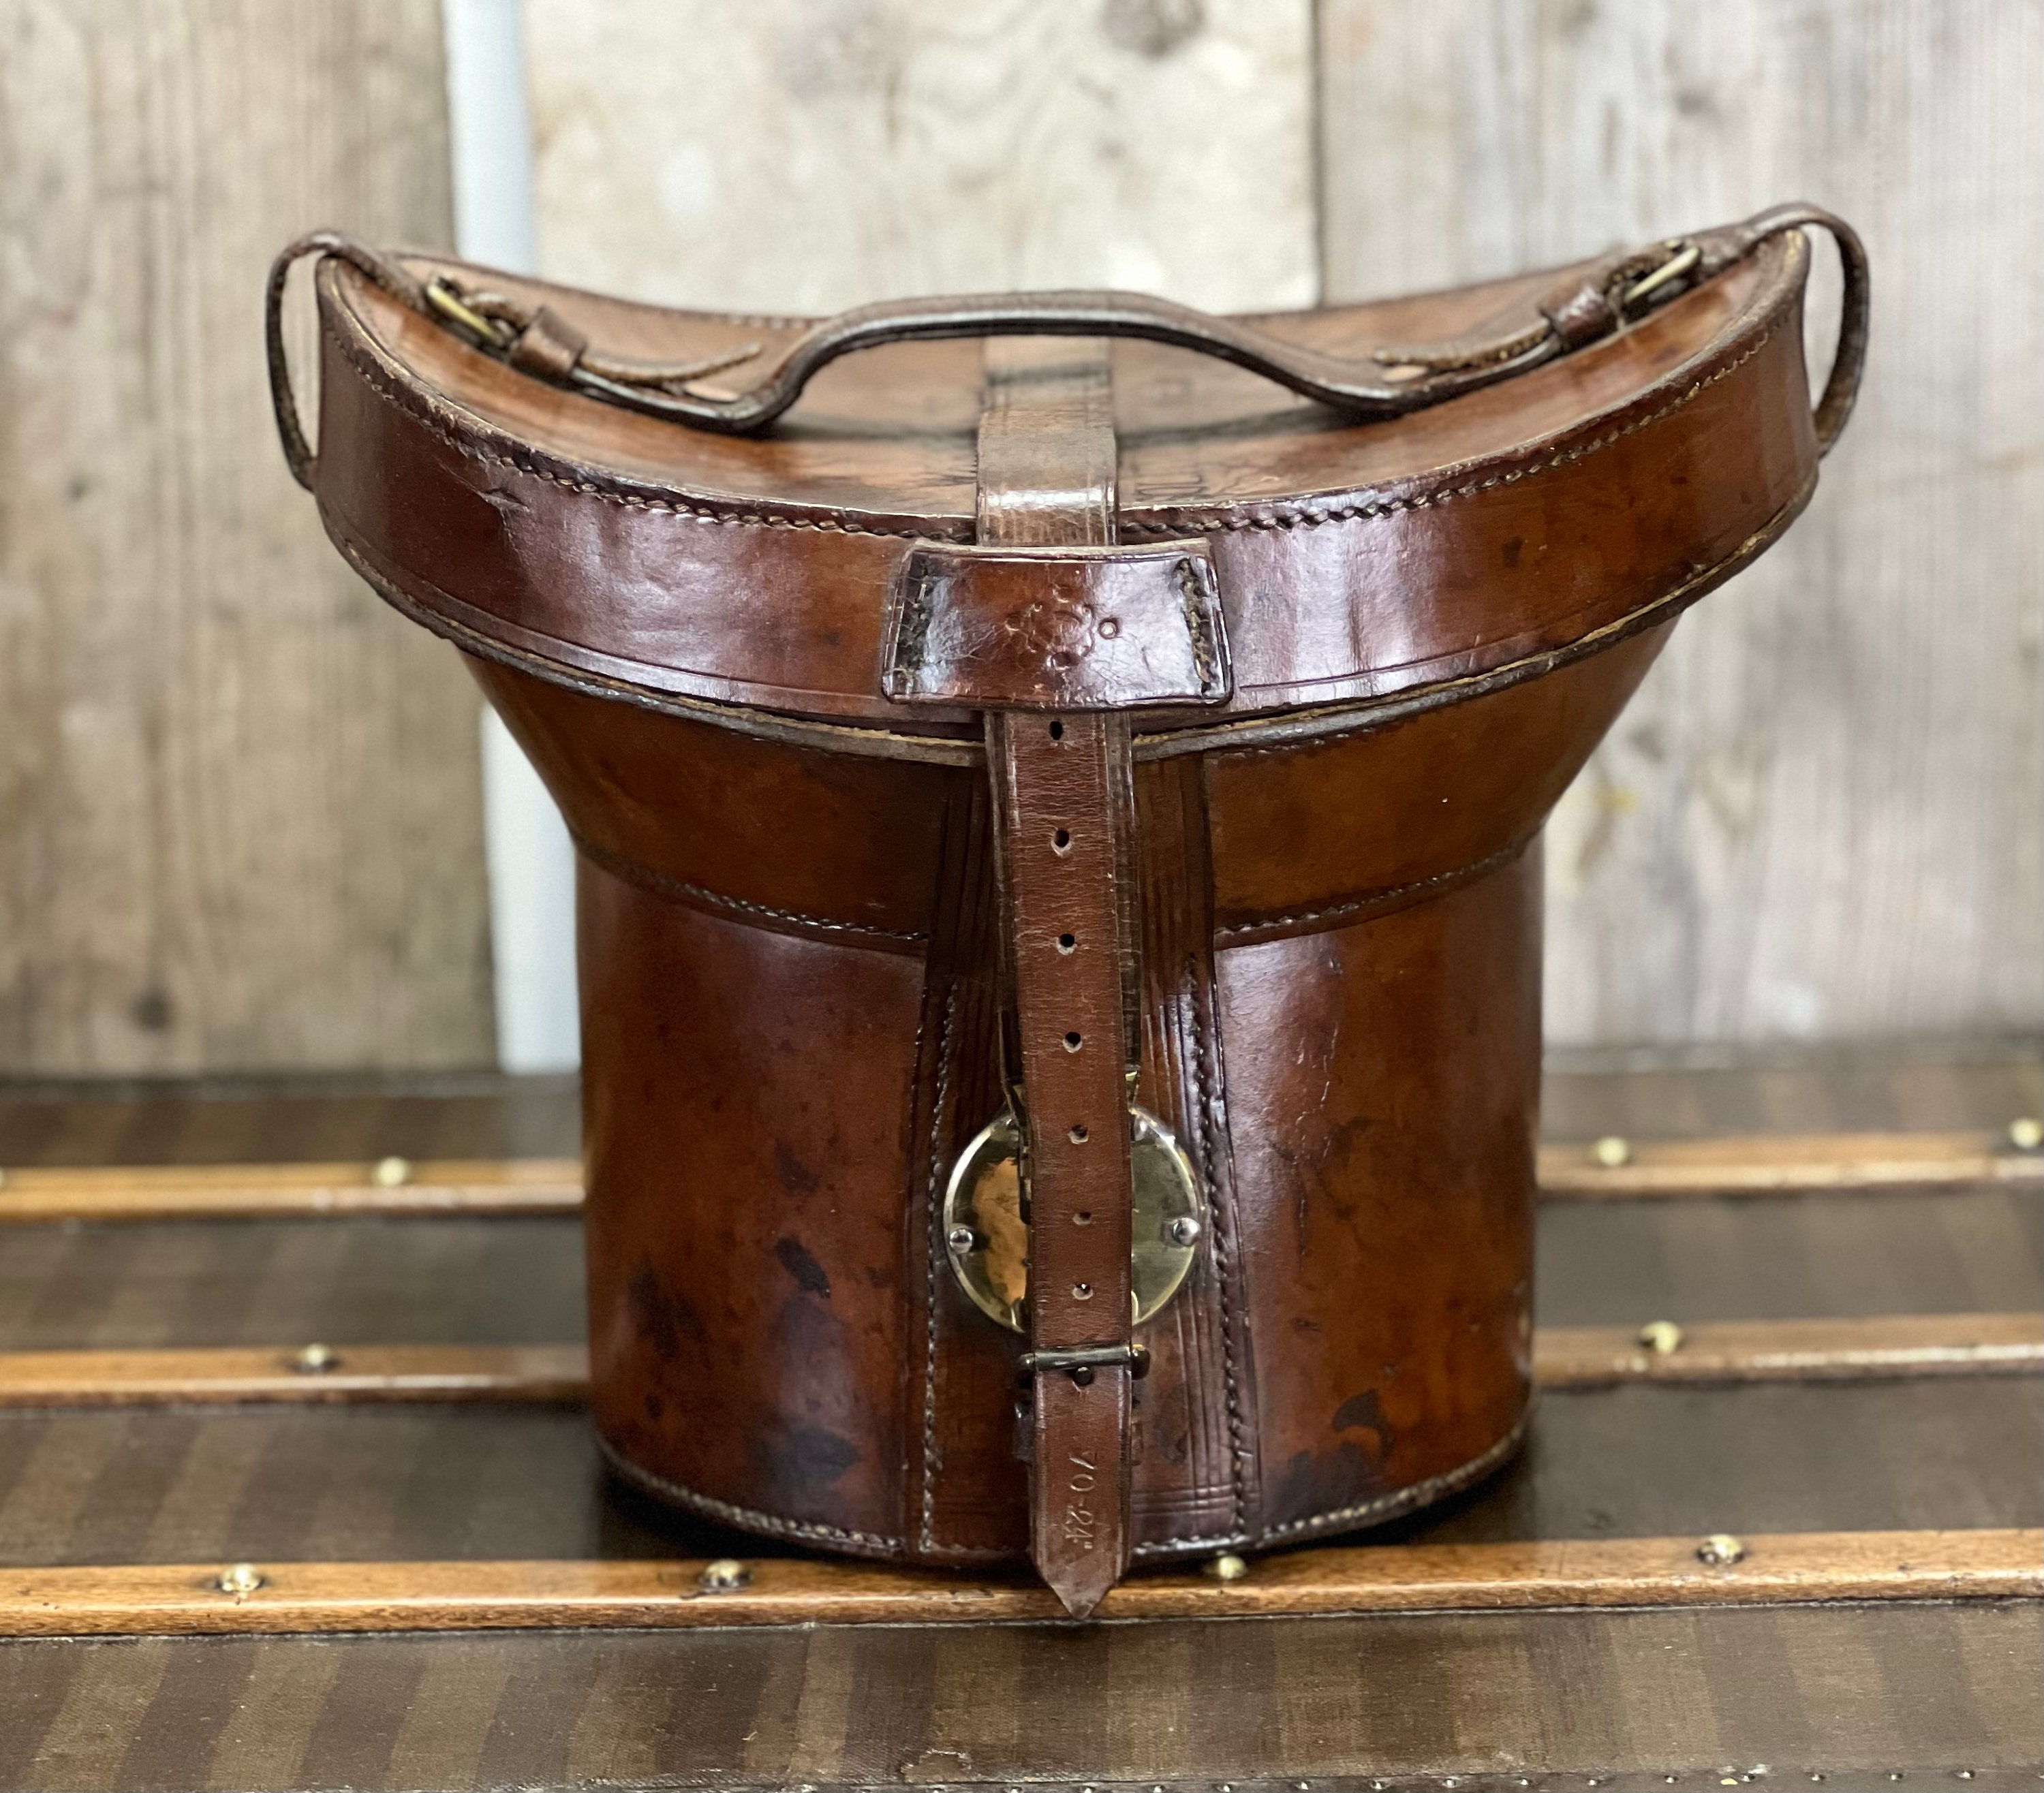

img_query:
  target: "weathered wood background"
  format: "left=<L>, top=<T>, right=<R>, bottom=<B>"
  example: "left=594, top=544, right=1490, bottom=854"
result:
left=1, top=0, right=2035, bottom=1074
left=0, top=0, right=493, bottom=1076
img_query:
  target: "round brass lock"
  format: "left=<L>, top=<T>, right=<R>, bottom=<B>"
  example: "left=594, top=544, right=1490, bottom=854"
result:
left=942, top=1106, right=1203, bottom=1332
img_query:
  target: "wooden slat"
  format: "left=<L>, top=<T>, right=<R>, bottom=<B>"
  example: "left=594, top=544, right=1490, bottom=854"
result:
left=1535, top=1313, right=2044, bottom=1388
left=3, top=1315, right=2034, bottom=1407
left=0, top=1344, right=589, bottom=1406
left=0, top=1529, right=2031, bottom=1638
left=5, top=1132, right=2037, bottom=1221
left=1318, top=1, right=2044, bottom=1051
left=0, top=1157, right=584, bottom=1221
left=0, top=0, right=492, bottom=1079
left=1538, top=1129, right=2044, bottom=1196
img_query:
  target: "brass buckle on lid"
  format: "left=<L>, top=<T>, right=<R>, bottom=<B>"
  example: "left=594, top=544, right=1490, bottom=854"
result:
left=942, top=1105, right=1203, bottom=1334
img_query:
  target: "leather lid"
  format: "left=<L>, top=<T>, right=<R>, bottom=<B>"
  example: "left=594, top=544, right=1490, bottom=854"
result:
left=307, top=231, right=1821, bottom=734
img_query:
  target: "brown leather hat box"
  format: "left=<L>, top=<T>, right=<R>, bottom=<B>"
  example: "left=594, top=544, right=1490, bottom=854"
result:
left=267, top=203, right=1865, bottom=1615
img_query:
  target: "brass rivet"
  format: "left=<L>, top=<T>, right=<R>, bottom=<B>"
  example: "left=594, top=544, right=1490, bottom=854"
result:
left=1697, top=1533, right=1746, bottom=1566
left=215, top=1563, right=264, bottom=1596
left=1168, top=1216, right=1203, bottom=1247
left=946, top=1226, right=976, bottom=1254
left=1639, top=1320, right=1685, bottom=1355
left=1591, top=1135, right=1632, bottom=1168
left=370, top=1155, right=412, bottom=1188
left=292, top=1343, right=340, bottom=1375
left=2009, top=1117, right=2043, bottom=1151
left=1072, top=1282, right=1094, bottom=1300
left=1204, top=1552, right=1248, bottom=1582
left=696, top=1558, right=752, bottom=1592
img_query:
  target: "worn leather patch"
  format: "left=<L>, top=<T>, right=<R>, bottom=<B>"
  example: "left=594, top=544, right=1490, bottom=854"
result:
left=882, top=540, right=1230, bottom=710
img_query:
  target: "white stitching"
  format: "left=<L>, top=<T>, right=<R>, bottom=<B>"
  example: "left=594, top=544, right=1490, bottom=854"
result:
left=1120, top=319, right=1785, bottom=539
left=1188, top=974, right=1250, bottom=1538
left=599, top=1436, right=901, bottom=1551
left=574, top=830, right=927, bottom=944
left=917, top=984, right=959, bottom=1554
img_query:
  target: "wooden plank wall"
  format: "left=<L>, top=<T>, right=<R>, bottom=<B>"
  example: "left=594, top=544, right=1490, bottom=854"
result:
left=1320, top=0, right=2044, bottom=1047
left=523, top=0, right=1318, bottom=315
left=1, top=1, right=2035, bottom=1074
left=0, top=0, right=493, bottom=1076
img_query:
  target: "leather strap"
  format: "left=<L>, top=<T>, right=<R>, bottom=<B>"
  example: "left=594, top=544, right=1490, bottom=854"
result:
left=974, top=337, right=1138, bottom=1617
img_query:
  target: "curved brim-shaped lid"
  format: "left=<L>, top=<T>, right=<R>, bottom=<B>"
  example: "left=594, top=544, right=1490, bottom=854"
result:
left=309, top=230, right=1818, bottom=736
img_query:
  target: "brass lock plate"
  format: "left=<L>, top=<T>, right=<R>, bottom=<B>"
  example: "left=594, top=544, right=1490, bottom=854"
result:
left=942, top=1106, right=1203, bottom=1332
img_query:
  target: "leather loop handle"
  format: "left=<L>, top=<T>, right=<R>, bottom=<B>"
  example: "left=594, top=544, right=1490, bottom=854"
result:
left=1693, top=202, right=1869, bottom=456
left=265, top=232, right=427, bottom=490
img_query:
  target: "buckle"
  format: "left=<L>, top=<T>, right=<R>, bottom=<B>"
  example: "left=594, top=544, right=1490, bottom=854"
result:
left=1018, top=1343, right=1151, bottom=1388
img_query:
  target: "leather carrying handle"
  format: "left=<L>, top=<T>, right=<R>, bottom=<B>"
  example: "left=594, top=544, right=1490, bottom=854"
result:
left=265, top=203, right=1868, bottom=476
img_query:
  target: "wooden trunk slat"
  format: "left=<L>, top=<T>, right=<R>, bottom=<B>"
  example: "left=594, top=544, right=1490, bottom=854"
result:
left=3, top=1603, right=2039, bottom=1792
left=0, top=1345, right=589, bottom=1407
left=0, top=1381, right=2033, bottom=1568
left=1, top=1314, right=2033, bottom=1407
left=3, top=1187, right=2035, bottom=1352
left=0, top=1529, right=2032, bottom=1638
left=1539, top=1129, right=2044, bottom=1196
left=4, top=1131, right=2037, bottom=1222
left=0, top=1159, right=583, bottom=1222
left=1534, top=1312, right=2044, bottom=1387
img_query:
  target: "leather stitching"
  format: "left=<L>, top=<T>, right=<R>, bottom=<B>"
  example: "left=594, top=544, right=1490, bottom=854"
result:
left=333, top=300, right=1784, bottom=544
left=598, top=1435, right=901, bottom=1552
left=1253, top=1408, right=1530, bottom=1545
left=572, top=829, right=927, bottom=944
left=332, top=326, right=972, bottom=542
left=917, top=982, right=959, bottom=1555
left=1187, top=968, right=1251, bottom=1540
left=1119, top=317, right=1786, bottom=538
left=1214, top=837, right=1528, bottom=942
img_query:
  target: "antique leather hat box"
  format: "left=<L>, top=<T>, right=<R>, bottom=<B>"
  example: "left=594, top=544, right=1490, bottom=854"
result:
left=267, top=203, right=1865, bottom=1616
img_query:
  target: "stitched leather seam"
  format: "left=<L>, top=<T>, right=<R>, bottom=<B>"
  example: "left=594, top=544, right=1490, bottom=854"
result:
left=334, top=296, right=1782, bottom=544
left=917, top=982, right=959, bottom=1555
left=1214, top=837, right=1528, bottom=941
left=1119, top=316, right=1785, bottom=539
left=1254, top=1408, right=1530, bottom=1545
left=1187, top=972, right=1250, bottom=1535
left=571, top=830, right=927, bottom=944
left=598, top=1435, right=901, bottom=1552
left=332, top=326, right=972, bottom=542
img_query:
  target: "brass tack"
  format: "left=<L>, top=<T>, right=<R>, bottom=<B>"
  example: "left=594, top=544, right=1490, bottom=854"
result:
left=2009, top=1117, right=2042, bottom=1151
left=1639, top=1320, right=1685, bottom=1355
left=1204, top=1552, right=1248, bottom=1582
left=215, top=1563, right=264, bottom=1595
left=696, top=1557, right=752, bottom=1591
left=1591, top=1135, right=1632, bottom=1168
left=1697, top=1533, right=1747, bottom=1566
left=292, top=1343, right=340, bottom=1374
left=370, top=1155, right=412, bottom=1187
left=1168, top=1215, right=1203, bottom=1247
left=946, top=1226, right=976, bottom=1254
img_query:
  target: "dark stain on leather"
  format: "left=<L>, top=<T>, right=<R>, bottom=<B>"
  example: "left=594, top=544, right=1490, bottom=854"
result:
left=1269, top=1439, right=1384, bottom=1529
left=774, top=1140, right=822, bottom=1195
left=1501, top=536, right=1523, bottom=568
left=757, top=1421, right=861, bottom=1496
left=1331, top=1389, right=1384, bottom=1437
left=628, top=1260, right=705, bottom=1363
left=774, top=1235, right=833, bottom=1298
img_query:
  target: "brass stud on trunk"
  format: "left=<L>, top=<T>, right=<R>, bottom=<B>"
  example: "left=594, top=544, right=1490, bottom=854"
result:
left=215, top=1563, right=264, bottom=1596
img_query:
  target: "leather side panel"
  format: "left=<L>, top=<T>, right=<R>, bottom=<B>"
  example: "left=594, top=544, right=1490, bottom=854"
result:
left=471, top=657, right=950, bottom=948
left=1206, top=624, right=1671, bottom=939
left=580, top=857, right=925, bottom=1551
left=1216, top=849, right=1541, bottom=1544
